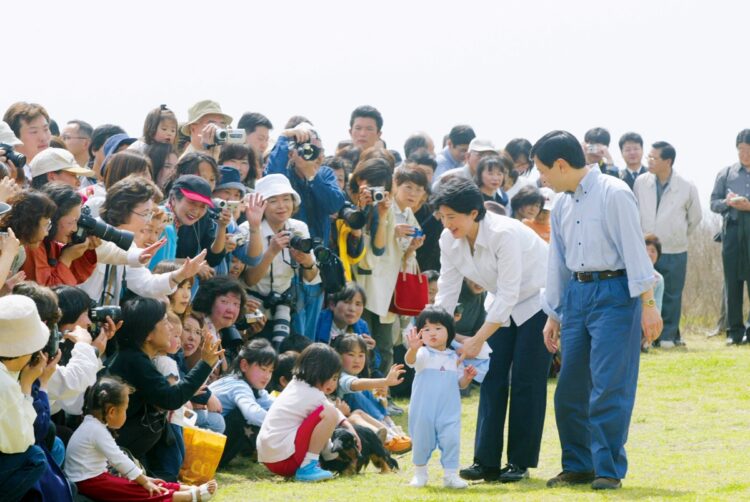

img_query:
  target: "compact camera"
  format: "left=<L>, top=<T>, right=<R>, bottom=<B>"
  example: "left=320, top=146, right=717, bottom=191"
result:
left=228, top=233, right=246, bottom=247
left=370, top=186, right=386, bottom=205
left=215, top=129, right=247, bottom=145
left=289, top=140, right=321, bottom=162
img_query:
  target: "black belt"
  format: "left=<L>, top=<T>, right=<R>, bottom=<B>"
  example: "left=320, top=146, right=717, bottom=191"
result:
left=573, top=269, right=626, bottom=283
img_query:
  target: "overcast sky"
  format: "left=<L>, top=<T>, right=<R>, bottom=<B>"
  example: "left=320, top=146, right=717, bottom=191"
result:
left=5, top=0, right=749, bottom=208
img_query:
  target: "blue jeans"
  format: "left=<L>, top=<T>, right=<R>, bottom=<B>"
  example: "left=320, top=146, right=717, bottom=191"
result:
left=554, top=276, right=641, bottom=479
left=654, top=252, right=687, bottom=342
left=195, top=409, right=226, bottom=434
left=0, top=445, right=47, bottom=502
left=292, top=282, right=324, bottom=340
left=146, top=424, right=185, bottom=482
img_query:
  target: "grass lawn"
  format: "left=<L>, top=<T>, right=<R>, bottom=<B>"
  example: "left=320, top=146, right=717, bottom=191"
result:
left=213, top=330, right=750, bottom=501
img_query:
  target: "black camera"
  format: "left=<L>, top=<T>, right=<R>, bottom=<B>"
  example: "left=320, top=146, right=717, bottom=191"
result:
left=337, top=202, right=366, bottom=230
left=43, top=326, right=61, bottom=357
left=289, top=141, right=321, bottom=162
left=90, top=305, right=122, bottom=324
left=313, top=242, right=346, bottom=294
left=0, top=143, right=27, bottom=169
left=289, top=234, right=314, bottom=253
left=70, top=205, right=134, bottom=250
left=264, top=290, right=293, bottom=310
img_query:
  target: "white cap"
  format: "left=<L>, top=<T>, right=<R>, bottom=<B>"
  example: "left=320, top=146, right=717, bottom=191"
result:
left=29, top=148, right=95, bottom=178
left=468, top=138, right=496, bottom=153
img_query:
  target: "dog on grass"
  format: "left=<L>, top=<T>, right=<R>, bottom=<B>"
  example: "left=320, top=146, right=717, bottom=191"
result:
left=321, top=425, right=399, bottom=475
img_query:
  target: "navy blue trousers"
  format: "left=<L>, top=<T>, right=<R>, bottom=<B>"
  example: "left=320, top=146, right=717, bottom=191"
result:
left=0, top=445, right=47, bottom=502
left=473, top=310, right=552, bottom=469
left=554, top=276, right=641, bottom=479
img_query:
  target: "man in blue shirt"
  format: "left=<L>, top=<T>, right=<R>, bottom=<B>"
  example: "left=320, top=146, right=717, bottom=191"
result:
left=265, top=122, right=345, bottom=339
left=533, top=131, right=662, bottom=491
left=434, top=125, right=475, bottom=178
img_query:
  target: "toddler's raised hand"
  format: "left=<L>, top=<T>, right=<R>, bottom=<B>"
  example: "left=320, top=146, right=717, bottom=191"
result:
left=405, top=326, right=422, bottom=350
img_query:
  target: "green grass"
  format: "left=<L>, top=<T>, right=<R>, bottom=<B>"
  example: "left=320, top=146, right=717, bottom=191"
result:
left=213, top=331, right=750, bottom=501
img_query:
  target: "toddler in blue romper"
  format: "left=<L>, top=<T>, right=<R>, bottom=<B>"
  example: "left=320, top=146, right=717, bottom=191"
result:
left=405, top=306, right=477, bottom=489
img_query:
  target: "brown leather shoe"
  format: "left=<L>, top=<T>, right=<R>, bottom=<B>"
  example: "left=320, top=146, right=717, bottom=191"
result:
left=591, top=477, right=622, bottom=490
left=546, top=470, right=596, bottom=487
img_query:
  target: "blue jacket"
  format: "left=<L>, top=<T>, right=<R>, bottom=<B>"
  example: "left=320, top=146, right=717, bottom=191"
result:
left=265, top=136, right=345, bottom=244
left=314, top=308, right=370, bottom=344
left=208, top=374, right=274, bottom=427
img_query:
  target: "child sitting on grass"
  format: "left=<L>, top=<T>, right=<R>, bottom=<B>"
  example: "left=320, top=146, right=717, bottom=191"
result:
left=332, top=334, right=411, bottom=454
left=257, top=343, right=360, bottom=482
left=65, top=376, right=218, bottom=501
left=209, top=339, right=276, bottom=467
left=405, top=306, right=477, bottom=489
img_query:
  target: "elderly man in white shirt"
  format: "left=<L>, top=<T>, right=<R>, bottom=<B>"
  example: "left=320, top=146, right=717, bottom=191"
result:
left=633, top=141, right=702, bottom=348
left=432, top=177, right=551, bottom=484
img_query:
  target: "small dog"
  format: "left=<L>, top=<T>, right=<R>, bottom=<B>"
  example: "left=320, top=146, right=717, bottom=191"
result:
left=321, top=425, right=399, bottom=475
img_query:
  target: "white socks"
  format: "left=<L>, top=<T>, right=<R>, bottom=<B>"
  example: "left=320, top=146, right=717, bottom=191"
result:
left=409, top=465, right=429, bottom=487
left=303, top=452, right=319, bottom=464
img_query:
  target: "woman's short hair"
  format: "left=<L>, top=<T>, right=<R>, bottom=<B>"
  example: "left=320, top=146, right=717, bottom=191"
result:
left=394, top=165, right=429, bottom=191
left=644, top=233, right=662, bottom=261
left=101, top=176, right=162, bottom=227
left=117, top=297, right=167, bottom=350
left=52, top=285, right=93, bottom=326
left=218, top=143, right=257, bottom=186
left=510, top=185, right=544, bottom=215
left=430, top=177, right=486, bottom=222
left=42, top=182, right=83, bottom=241
left=104, top=150, right=153, bottom=190
left=349, top=157, right=393, bottom=194
left=327, top=282, right=367, bottom=308
left=474, top=154, right=512, bottom=189
left=165, top=152, right=219, bottom=194
left=13, top=281, right=61, bottom=327
left=191, top=276, right=247, bottom=319
left=0, top=190, right=56, bottom=244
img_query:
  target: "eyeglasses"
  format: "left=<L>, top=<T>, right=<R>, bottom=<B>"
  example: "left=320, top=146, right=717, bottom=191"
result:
left=131, top=209, right=154, bottom=222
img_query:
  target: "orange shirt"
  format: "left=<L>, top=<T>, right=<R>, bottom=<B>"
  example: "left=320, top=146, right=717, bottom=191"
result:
left=22, top=241, right=97, bottom=286
left=523, top=219, right=551, bottom=243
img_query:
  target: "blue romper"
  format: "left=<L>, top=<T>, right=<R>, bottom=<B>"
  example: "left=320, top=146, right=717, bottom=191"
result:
left=407, top=346, right=463, bottom=469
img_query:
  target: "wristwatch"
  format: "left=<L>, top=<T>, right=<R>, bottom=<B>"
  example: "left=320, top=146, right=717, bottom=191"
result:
left=642, top=298, right=656, bottom=308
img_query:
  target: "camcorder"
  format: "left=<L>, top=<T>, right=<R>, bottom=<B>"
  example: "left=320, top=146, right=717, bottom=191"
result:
left=70, top=205, right=134, bottom=250
left=215, top=129, right=247, bottom=145
left=212, top=198, right=241, bottom=212
left=289, top=140, right=321, bottom=162
left=0, top=143, right=27, bottom=168
left=337, top=202, right=366, bottom=230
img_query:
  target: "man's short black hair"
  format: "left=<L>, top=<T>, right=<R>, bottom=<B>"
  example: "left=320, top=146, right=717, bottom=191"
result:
left=350, top=105, right=383, bottom=131
left=504, top=138, right=532, bottom=163
left=407, top=148, right=437, bottom=172
left=531, top=130, right=586, bottom=169
left=430, top=176, right=486, bottom=222
left=237, top=112, right=273, bottom=133
left=652, top=141, right=676, bottom=167
left=736, top=129, right=750, bottom=147
left=404, top=133, right=430, bottom=159
left=67, top=119, right=94, bottom=138
left=448, top=125, right=475, bottom=147
left=584, top=127, right=611, bottom=147
left=90, top=124, right=125, bottom=157
left=618, top=132, right=643, bottom=150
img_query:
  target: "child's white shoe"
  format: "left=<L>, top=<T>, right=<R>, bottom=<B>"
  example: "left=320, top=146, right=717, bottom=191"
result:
left=409, top=474, right=428, bottom=487
left=443, top=474, right=468, bottom=489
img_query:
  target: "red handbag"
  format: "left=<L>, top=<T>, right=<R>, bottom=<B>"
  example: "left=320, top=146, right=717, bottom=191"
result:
left=389, top=263, right=429, bottom=316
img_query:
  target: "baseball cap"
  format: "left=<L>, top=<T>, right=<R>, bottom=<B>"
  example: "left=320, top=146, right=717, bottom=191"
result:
left=468, top=138, right=496, bottom=153
left=172, top=175, right=215, bottom=207
left=29, top=148, right=95, bottom=178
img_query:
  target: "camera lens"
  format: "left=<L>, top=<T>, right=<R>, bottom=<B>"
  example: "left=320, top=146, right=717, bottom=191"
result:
left=289, top=235, right=313, bottom=253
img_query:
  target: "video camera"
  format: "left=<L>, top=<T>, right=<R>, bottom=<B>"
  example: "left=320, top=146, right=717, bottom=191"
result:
left=215, top=129, right=246, bottom=145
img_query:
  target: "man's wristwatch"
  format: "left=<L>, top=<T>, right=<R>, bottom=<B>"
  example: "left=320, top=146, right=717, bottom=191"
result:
left=642, top=298, right=656, bottom=308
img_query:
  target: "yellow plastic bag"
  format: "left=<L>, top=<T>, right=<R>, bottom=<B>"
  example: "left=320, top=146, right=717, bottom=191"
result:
left=179, top=425, right=227, bottom=485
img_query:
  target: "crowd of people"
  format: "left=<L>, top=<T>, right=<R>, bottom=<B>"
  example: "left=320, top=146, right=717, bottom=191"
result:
left=0, top=97, right=747, bottom=500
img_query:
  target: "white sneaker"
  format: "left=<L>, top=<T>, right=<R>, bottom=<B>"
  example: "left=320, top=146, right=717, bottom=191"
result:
left=443, top=474, right=468, bottom=489
left=660, top=341, right=675, bottom=349
left=409, top=475, right=428, bottom=487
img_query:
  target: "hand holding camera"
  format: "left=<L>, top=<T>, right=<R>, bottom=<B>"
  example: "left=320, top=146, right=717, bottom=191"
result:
left=269, top=231, right=292, bottom=255
left=38, top=349, right=62, bottom=390
left=20, top=352, right=47, bottom=395
left=63, top=325, right=93, bottom=345
left=395, top=223, right=415, bottom=238
left=60, top=239, right=94, bottom=267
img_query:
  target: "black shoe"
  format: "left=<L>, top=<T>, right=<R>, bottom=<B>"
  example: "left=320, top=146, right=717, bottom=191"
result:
left=459, top=463, right=500, bottom=481
left=498, top=464, right=529, bottom=483
left=546, top=470, right=595, bottom=488
left=591, top=477, right=622, bottom=490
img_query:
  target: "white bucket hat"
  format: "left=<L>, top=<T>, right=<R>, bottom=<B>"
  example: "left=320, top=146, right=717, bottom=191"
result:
left=254, top=174, right=301, bottom=206
left=0, top=121, right=22, bottom=146
left=0, top=295, right=50, bottom=358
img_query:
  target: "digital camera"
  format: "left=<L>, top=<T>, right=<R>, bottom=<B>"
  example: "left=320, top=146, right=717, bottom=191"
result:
left=0, top=143, right=27, bottom=168
left=70, top=205, right=134, bottom=251
left=215, top=129, right=247, bottom=145
left=289, top=140, right=321, bottom=162
left=370, top=186, right=386, bottom=205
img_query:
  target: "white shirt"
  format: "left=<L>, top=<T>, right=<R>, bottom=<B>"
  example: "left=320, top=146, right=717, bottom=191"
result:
left=633, top=170, right=702, bottom=254
left=0, top=362, right=37, bottom=453
left=47, top=342, right=102, bottom=414
left=243, top=218, right=319, bottom=298
left=256, top=378, right=345, bottom=463
left=435, top=212, right=548, bottom=326
left=65, top=415, right=143, bottom=482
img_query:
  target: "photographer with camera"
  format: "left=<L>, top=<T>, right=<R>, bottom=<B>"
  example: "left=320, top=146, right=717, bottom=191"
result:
left=264, top=122, right=344, bottom=339
left=3, top=102, right=52, bottom=181
left=79, top=176, right=205, bottom=306
left=0, top=121, right=26, bottom=194
left=21, top=183, right=163, bottom=287
left=243, top=175, right=320, bottom=349
left=180, top=100, right=233, bottom=162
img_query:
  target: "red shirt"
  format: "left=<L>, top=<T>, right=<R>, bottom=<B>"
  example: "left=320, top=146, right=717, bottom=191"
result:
left=22, top=241, right=97, bottom=286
